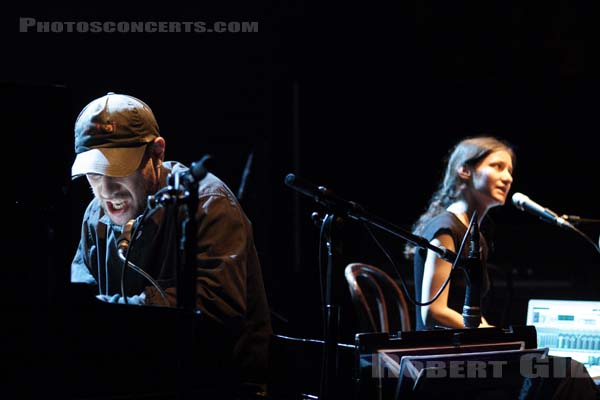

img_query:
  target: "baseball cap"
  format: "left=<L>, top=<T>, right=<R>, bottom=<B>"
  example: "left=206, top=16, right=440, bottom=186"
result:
left=71, top=92, right=160, bottom=178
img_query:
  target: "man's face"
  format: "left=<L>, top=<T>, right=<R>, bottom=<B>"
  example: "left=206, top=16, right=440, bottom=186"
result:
left=86, top=154, right=159, bottom=226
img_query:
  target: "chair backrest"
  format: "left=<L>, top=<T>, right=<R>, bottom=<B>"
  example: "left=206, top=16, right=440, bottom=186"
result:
left=344, top=263, right=411, bottom=334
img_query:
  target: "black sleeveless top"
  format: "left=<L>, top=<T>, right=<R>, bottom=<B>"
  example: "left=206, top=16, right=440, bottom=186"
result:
left=413, top=211, right=490, bottom=330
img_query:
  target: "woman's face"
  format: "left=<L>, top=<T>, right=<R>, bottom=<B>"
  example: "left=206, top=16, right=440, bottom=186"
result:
left=471, top=150, right=514, bottom=207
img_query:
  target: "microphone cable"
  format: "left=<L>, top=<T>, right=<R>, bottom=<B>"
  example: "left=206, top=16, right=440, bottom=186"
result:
left=568, top=225, right=600, bottom=255
left=560, top=214, right=600, bottom=255
left=119, top=206, right=170, bottom=306
left=361, top=210, right=476, bottom=307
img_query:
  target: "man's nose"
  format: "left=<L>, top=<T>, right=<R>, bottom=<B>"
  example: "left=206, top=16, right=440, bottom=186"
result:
left=98, top=176, right=122, bottom=198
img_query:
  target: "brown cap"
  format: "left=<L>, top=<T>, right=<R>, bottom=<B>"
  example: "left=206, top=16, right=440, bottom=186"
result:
left=71, top=92, right=160, bottom=178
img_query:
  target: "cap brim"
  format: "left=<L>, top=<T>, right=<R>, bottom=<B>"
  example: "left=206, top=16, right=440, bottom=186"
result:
left=71, top=146, right=147, bottom=179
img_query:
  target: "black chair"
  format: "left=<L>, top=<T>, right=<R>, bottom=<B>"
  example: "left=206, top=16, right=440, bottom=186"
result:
left=344, top=263, right=411, bottom=334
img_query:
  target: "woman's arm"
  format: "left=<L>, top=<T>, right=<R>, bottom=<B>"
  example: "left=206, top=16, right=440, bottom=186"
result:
left=421, top=233, right=465, bottom=329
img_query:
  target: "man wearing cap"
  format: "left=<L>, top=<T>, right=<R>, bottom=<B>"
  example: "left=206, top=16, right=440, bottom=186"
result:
left=70, top=92, right=272, bottom=395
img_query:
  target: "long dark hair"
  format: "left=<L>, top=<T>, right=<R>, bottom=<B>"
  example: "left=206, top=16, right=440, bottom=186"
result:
left=404, top=136, right=515, bottom=259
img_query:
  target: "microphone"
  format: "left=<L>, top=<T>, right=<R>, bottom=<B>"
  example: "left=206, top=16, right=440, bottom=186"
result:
left=163, top=154, right=214, bottom=198
left=117, top=219, right=136, bottom=257
left=511, top=192, right=574, bottom=230
left=284, top=173, right=360, bottom=212
left=189, top=154, right=213, bottom=182
left=462, top=214, right=482, bottom=329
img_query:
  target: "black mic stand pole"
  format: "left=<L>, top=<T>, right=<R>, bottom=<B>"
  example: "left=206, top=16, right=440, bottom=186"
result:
left=318, top=212, right=340, bottom=400
left=176, top=155, right=212, bottom=310
left=561, top=215, right=600, bottom=225
left=152, top=156, right=212, bottom=399
left=163, top=167, right=200, bottom=400
left=176, top=157, right=212, bottom=399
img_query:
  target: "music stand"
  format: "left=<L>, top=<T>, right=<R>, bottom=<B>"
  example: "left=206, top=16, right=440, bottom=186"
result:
left=354, top=326, right=540, bottom=399
left=395, top=347, right=549, bottom=400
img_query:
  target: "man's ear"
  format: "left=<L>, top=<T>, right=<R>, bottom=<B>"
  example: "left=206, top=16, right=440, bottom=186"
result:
left=152, top=137, right=166, bottom=161
left=458, top=165, right=471, bottom=180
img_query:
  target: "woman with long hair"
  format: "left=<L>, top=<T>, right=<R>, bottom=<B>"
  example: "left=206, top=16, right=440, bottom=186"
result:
left=405, top=136, right=515, bottom=330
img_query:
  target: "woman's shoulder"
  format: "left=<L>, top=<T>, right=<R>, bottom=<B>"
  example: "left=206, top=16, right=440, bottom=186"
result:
left=422, top=211, right=467, bottom=240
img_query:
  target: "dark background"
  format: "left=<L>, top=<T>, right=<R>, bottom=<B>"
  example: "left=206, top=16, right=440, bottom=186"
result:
left=3, top=2, right=600, bottom=344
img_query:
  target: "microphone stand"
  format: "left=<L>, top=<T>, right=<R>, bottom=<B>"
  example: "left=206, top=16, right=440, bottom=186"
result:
left=149, top=155, right=213, bottom=310
left=284, top=174, right=459, bottom=400
left=148, top=155, right=212, bottom=398
left=319, top=213, right=338, bottom=400
left=284, top=174, right=458, bottom=263
left=561, top=215, right=600, bottom=225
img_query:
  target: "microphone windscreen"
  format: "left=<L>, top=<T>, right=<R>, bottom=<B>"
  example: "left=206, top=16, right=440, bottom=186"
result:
left=511, top=192, right=528, bottom=210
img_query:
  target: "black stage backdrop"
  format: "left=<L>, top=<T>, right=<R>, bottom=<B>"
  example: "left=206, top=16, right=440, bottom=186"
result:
left=3, top=2, right=599, bottom=344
